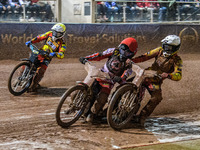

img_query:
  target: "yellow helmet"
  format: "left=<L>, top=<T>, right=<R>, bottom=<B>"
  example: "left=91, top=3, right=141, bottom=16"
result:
left=51, top=23, right=66, bottom=41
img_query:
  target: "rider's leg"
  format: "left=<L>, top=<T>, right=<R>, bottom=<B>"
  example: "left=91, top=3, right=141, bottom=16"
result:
left=82, top=80, right=101, bottom=118
left=139, top=88, right=163, bottom=126
left=86, top=87, right=110, bottom=122
left=91, top=91, right=109, bottom=114
left=29, top=64, right=47, bottom=92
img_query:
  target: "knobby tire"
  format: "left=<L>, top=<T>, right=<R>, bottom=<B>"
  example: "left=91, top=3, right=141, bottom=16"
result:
left=107, top=84, right=139, bottom=130
left=56, top=84, right=88, bottom=128
left=8, top=62, right=32, bottom=96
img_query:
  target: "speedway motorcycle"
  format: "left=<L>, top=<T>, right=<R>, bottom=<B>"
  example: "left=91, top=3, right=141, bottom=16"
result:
left=56, top=60, right=111, bottom=128
left=8, top=44, right=50, bottom=96
left=107, top=62, right=161, bottom=130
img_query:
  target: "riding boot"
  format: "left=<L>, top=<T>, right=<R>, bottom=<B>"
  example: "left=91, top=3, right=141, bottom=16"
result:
left=139, top=90, right=163, bottom=126
left=86, top=92, right=109, bottom=123
left=29, top=67, right=46, bottom=92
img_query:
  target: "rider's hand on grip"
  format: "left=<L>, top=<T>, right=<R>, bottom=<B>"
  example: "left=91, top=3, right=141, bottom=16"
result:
left=49, top=52, right=56, bottom=57
left=79, top=57, right=88, bottom=64
left=160, top=72, right=169, bottom=79
left=25, top=41, right=31, bottom=47
left=113, top=76, right=122, bottom=83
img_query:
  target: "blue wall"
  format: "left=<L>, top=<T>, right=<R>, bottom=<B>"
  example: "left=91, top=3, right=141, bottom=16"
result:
left=0, top=23, right=199, bottom=60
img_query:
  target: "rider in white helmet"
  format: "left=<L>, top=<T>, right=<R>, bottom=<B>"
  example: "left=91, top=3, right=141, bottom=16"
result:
left=25, top=23, right=67, bottom=92
left=131, top=35, right=183, bottom=127
left=161, top=35, right=181, bottom=57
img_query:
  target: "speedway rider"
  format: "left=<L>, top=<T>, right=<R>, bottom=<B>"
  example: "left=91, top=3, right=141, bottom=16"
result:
left=25, top=23, right=67, bottom=92
left=132, top=35, right=183, bottom=127
left=80, top=37, right=138, bottom=123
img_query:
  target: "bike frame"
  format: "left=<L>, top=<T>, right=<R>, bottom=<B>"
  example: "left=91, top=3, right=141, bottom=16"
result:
left=122, top=63, right=158, bottom=106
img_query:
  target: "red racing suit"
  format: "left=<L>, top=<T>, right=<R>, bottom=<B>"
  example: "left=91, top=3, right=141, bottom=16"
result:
left=85, top=48, right=133, bottom=114
left=131, top=47, right=182, bottom=120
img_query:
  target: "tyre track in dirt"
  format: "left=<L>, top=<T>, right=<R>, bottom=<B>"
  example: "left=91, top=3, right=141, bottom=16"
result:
left=0, top=84, right=157, bottom=150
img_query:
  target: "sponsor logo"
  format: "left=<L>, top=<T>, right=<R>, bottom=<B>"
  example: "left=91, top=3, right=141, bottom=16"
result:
left=1, top=34, right=33, bottom=44
left=179, top=27, right=199, bottom=45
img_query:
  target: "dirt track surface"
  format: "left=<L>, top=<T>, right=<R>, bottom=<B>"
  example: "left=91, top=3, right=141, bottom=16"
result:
left=0, top=55, right=200, bottom=149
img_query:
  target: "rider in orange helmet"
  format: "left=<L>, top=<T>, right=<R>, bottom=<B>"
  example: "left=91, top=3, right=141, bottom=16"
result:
left=79, top=37, right=138, bottom=123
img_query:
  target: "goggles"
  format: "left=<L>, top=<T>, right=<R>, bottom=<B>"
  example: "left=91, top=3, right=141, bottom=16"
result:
left=119, top=49, right=134, bottom=57
left=162, top=44, right=179, bottom=57
left=163, top=44, right=173, bottom=51
left=53, top=31, right=64, bottom=38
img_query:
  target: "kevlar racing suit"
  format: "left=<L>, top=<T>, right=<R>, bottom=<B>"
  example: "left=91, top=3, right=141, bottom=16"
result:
left=132, top=47, right=182, bottom=123
left=29, top=31, right=66, bottom=91
left=85, top=48, right=133, bottom=115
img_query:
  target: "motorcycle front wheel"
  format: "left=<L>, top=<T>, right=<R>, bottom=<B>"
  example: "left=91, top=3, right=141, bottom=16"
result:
left=56, top=84, right=89, bottom=128
left=107, top=84, right=140, bottom=130
left=8, top=62, right=33, bottom=96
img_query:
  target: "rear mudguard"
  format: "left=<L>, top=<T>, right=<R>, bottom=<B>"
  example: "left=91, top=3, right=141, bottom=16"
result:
left=76, top=82, right=89, bottom=89
left=112, top=82, right=137, bottom=97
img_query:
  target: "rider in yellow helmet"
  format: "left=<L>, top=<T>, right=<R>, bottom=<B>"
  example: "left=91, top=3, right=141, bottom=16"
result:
left=25, top=23, right=67, bottom=92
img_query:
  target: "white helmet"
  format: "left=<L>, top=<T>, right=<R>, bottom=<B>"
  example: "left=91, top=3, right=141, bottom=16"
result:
left=161, top=35, right=181, bottom=57
left=51, top=23, right=66, bottom=41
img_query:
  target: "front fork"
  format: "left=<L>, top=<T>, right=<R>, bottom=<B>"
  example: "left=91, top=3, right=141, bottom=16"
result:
left=122, top=85, right=144, bottom=112
left=21, top=63, right=36, bottom=88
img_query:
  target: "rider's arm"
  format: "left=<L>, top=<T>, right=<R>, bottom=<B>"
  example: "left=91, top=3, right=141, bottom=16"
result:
left=85, top=48, right=115, bottom=61
left=31, top=31, right=52, bottom=43
left=56, top=41, right=66, bottom=59
left=168, top=55, right=182, bottom=81
left=132, top=47, right=161, bottom=63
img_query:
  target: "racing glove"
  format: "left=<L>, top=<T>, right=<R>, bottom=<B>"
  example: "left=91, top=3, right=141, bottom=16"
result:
left=79, top=57, right=88, bottom=64
left=113, top=76, right=122, bottom=83
left=25, top=41, right=32, bottom=47
left=49, top=52, right=56, bottom=57
left=160, top=72, right=169, bottom=79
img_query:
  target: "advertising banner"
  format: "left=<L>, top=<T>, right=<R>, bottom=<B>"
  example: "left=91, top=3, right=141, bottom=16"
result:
left=0, top=23, right=199, bottom=60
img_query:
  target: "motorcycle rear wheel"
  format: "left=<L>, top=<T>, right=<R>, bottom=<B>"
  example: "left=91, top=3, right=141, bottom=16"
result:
left=8, top=62, right=32, bottom=96
left=107, top=84, right=140, bottom=130
left=56, top=84, right=88, bottom=128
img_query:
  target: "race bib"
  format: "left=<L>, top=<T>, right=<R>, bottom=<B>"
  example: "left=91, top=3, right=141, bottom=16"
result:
left=46, top=37, right=59, bottom=50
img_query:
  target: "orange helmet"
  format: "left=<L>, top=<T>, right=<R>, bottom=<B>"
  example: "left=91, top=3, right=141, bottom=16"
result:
left=118, top=37, right=138, bottom=61
left=119, top=37, right=138, bottom=56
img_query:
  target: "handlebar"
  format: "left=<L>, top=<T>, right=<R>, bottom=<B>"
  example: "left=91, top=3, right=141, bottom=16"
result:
left=29, top=44, right=50, bottom=58
left=154, top=74, right=162, bottom=80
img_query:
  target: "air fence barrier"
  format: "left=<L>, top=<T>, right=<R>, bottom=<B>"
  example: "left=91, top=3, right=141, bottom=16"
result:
left=0, top=23, right=200, bottom=60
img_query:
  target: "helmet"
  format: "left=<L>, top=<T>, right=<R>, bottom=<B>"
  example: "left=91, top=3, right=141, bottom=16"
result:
left=51, top=23, right=66, bottom=41
left=161, top=35, right=181, bottom=57
left=118, top=37, right=138, bottom=61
